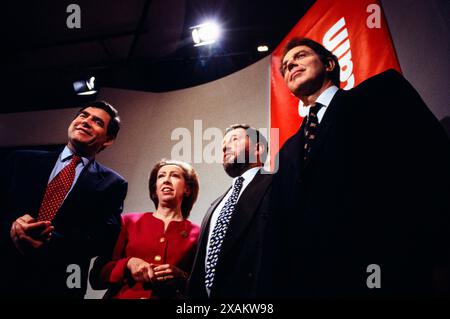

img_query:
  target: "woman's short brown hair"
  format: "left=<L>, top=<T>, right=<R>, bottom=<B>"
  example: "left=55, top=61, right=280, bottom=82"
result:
left=148, top=159, right=199, bottom=219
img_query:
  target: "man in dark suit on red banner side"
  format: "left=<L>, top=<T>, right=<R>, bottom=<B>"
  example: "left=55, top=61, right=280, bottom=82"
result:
left=265, top=38, right=450, bottom=297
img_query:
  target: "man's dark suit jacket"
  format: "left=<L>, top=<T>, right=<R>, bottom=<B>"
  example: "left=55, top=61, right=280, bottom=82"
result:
left=188, top=170, right=272, bottom=298
left=266, top=69, right=450, bottom=297
left=0, top=149, right=128, bottom=298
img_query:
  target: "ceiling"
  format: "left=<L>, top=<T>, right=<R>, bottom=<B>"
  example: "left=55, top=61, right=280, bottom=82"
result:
left=1, top=0, right=314, bottom=113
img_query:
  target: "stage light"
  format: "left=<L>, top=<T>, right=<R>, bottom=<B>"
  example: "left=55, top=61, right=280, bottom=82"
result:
left=73, top=76, right=97, bottom=95
left=257, top=45, right=269, bottom=52
left=191, top=22, right=221, bottom=47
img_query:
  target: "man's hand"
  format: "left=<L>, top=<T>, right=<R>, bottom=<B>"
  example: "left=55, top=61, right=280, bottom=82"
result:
left=10, top=214, right=54, bottom=254
left=153, top=264, right=187, bottom=282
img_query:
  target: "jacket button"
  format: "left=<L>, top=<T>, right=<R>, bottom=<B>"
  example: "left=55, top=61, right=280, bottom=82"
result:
left=159, top=237, right=166, bottom=243
left=154, top=255, right=162, bottom=262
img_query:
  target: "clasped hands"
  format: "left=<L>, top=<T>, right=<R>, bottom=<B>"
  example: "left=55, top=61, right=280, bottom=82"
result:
left=10, top=214, right=54, bottom=255
left=126, top=257, right=187, bottom=285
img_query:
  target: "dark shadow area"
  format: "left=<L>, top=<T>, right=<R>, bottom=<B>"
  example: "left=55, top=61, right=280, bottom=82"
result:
left=0, top=144, right=64, bottom=162
left=440, top=116, right=450, bottom=138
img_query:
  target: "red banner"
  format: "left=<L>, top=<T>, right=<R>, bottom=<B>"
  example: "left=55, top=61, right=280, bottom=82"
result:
left=270, top=0, right=401, bottom=166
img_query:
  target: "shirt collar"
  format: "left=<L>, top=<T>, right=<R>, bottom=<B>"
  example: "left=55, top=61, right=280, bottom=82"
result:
left=61, top=146, right=90, bottom=166
left=298, top=85, right=339, bottom=117
left=233, top=166, right=260, bottom=185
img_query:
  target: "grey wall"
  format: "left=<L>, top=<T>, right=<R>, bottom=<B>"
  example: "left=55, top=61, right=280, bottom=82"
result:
left=381, top=0, right=450, bottom=123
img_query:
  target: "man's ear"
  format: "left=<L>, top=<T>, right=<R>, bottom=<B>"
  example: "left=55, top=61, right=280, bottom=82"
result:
left=102, top=135, right=115, bottom=148
left=255, top=142, right=266, bottom=162
left=325, top=57, right=336, bottom=72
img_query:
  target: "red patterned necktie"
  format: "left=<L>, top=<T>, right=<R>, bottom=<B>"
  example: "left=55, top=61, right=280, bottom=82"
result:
left=37, top=155, right=81, bottom=221
left=303, top=103, right=322, bottom=161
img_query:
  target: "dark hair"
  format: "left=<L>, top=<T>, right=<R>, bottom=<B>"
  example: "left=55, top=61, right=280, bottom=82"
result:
left=148, top=159, right=199, bottom=219
left=225, top=124, right=268, bottom=163
left=78, top=100, right=121, bottom=138
left=280, top=37, right=340, bottom=87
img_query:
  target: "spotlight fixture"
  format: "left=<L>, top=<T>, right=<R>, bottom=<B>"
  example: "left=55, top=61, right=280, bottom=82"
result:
left=191, top=22, right=221, bottom=47
left=73, top=76, right=97, bottom=95
left=257, top=45, right=269, bottom=52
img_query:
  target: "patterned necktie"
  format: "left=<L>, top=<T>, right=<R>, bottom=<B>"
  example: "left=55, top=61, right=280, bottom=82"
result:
left=37, top=155, right=81, bottom=221
left=205, top=176, right=244, bottom=290
left=303, top=103, right=322, bottom=161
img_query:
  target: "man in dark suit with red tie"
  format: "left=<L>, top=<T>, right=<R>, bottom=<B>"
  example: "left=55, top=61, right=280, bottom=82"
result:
left=0, top=101, right=128, bottom=298
left=266, top=38, right=450, bottom=297
left=188, top=124, right=272, bottom=298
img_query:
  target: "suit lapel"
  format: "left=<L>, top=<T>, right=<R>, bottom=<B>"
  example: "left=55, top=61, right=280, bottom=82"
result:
left=54, top=160, right=101, bottom=221
left=189, top=190, right=229, bottom=296
left=36, top=151, right=60, bottom=187
left=32, top=151, right=61, bottom=217
left=197, top=191, right=229, bottom=253
left=219, top=171, right=271, bottom=258
left=303, top=90, right=344, bottom=170
left=74, top=160, right=102, bottom=195
left=286, top=122, right=306, bottom=179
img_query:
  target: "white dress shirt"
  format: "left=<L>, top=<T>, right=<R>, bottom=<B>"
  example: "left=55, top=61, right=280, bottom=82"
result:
left=298, top=85, right=339, bottom=123
left=48, top=146, right=91, bottom=195
left=205, top=166, right=260, bottom=295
